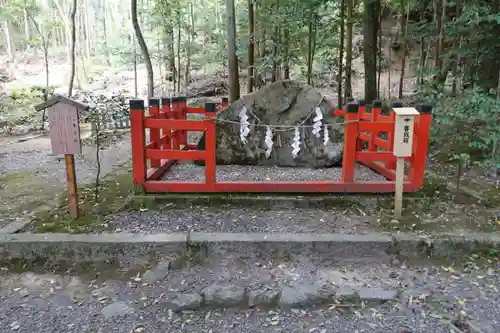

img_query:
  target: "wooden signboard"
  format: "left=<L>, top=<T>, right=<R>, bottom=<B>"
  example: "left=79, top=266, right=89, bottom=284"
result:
left=35, top=95, right=89, bottom=219
left=47, top=104, right=82, bottom=155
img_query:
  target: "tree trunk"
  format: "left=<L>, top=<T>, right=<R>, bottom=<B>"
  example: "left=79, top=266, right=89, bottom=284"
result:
left=419, top=3, right=426, bottom=87
left=337, top=0, right=346, bottom=107
left=363, top=0, right=378, bottom=103
left=271, top=0, right=280, bottom=82
left=176, top=22, right=181, bottom=92
left=83, top=0, right=91, bottom=57
left=434, top=0, right=443, bottom=70
left=131, top=0, right=154, bottom=97
left=283, top=28, right=290, bottom=80
left=24, top=11, right=30, bottom=46
left=248, top=0, right=255, bottom=93
left=3, top=21, right=14, bottom=60
left=377, top=4, right=382, bottom=98
left=53, top=0, right=71, bottom=63
left=226, top=0, right=240, bottom=102
left=101, top=0, right=110, bottom=64
left=398, top=0, right=408, bottom=99
left=168, top=27, right=176, bottom=92
left=68, top=0, right=77, bottom=97
left=184, top=0, right=195, bottom=85
left=345, top=0, right=353, bottom=101
left=307, top=6, right=314, bottom=85
left=451, top=0, right=461, bottom=95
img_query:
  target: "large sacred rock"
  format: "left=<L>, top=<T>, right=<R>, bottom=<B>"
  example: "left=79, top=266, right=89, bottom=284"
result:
left=197, top=80, right=344, bottom=168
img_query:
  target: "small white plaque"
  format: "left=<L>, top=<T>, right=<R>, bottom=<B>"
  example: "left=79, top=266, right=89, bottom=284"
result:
left=392, top=107, right=419, bottom=157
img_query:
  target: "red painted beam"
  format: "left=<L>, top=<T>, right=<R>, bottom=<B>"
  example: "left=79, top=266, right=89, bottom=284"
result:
left=360, top=160, right=397, bottom=181
left=186, top=107, right=206, bottom=114
left=143, top=180, right=415, bottom=193
left=145, top=149, right=206, bottom=161
left=358, top=122, right=394, bottom=132
left=356, top=152, right=412, bottom=163
left=144, top=118, right=209, bottom=131
left=146, top=159, right=176, bottom=180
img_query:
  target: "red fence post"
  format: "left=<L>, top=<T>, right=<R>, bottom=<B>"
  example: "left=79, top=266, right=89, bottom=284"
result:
left=386, top=101, right=402, bottom=170
left=148, top=98, right=161, bottom=168
left=171, top=97, right=186, bottom=150
left=342, top=102, right=359, bottom=182
left=161, top=97, right=171, bottom=149
left=204, top=102, right=217, bottom=186
left=130, top=99, right=147, bottom=188
left=409, top=104, right=433, bottom=189
left=357, top=100, right=366, bottom=151
left=369, top=100, right=382, bottom=152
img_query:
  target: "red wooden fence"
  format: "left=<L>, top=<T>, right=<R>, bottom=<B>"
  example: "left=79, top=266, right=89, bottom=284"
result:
left=130, top=97, right=432, bottom=193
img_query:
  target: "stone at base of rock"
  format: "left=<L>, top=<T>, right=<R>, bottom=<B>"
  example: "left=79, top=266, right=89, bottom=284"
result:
left=161, top=293, right=202, bottom=312
left=101, top=301, right=135, bottom=318
left=202, top=284, right=246, bottom=307
left=278, top=282, right=334, bottom=309
left=248, top=289, right=281, bottom=308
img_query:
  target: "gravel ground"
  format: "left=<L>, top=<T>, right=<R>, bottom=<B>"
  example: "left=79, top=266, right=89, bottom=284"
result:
left=0, top=258, right=498, bottom=333
left=0, top=134, right=132, bottom=182
left=107, top=206, right=376, bottom=233
left=162, top=163, right=387, bottom=182
left=0, top=133, right=132, bottom=226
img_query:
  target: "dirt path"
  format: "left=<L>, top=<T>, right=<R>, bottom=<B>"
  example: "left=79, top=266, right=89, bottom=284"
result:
left=0, top=133, right=132, bottom=227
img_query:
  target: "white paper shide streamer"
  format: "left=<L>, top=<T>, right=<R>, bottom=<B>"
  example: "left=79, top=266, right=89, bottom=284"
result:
left=291, top=126, right=301, bottom=158
left=264, top=126, right=274, bottom=158
left=323, top=124, right=329, bottom=146
left=312, top=107, right=323, bottom=138
left=239, top=106, right=250, bottom=144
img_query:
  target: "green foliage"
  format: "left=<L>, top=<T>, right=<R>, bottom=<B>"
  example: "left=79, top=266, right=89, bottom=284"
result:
left=430, top=90, right=500, bottom=169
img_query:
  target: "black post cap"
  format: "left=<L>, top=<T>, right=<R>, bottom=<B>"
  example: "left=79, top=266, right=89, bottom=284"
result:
left=372, top=100, right=382, bottom=108
left=149, top=98, right=159, bottom=107
left=358, top=99, right=366, bottom=106
left=391, top=101, right=404, bottom=108
left=129, top=99, right=145, bottom=109
left=171, top=96, right=187, bottom=103
left=221, top=97, right=229, bottom=103
left=416, top=104, right=433, bottom=114
left=205, top=102, right=217, bottom=113
left=346, top=101, right=359, bottom=113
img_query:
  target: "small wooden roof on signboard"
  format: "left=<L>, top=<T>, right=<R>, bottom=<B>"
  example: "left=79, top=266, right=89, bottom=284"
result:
left=34, top=95, right=90, bottom=112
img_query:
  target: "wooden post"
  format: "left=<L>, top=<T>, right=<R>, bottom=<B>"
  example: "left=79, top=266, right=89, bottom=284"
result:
left=64, top=154, right=79, bottom=218
left=130, top=99, right=147, bottom=188
left=369, top=100, right=382, bottom=152
left=409, top=104, right=433, bottom=189
left=356, top=100, right=366, bottom=151
left=205, top=102, right=217, bottom=186
left=392, top=106, right=419, bottom=218
left=149, top=98, right=161, bottom=168
left=341, top=102, right=359, bottom=182
left=394, top=157, right=405, bottom=218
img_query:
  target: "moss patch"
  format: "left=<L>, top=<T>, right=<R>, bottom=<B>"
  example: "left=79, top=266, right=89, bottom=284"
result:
left=32, top=167, right=134, bottom=233
left=0, top=170, right=58, bottom=226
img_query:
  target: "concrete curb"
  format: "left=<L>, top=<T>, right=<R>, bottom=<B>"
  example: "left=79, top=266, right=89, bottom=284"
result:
left=189, top=232, right=393, bottom=262
left=127, top=193, right=398, bottom=210
left=0, top=231, right=499, bottom=263
left=0, top=233, right=188, bottom=262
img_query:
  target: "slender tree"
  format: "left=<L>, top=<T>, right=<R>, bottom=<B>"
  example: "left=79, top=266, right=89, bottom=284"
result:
left=68, top=0, right=77, bottom=97
left=131, top=0, right=154, bottom=97
left=226, top=0, right=240, bottom=102
left=337, top=0, right=345, bottom=106
left=247, top=0, right=255, bottom=93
